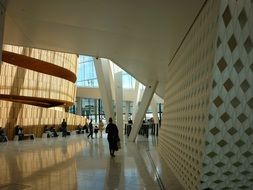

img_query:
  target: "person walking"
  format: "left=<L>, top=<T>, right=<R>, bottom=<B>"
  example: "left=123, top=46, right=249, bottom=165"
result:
left=106, top=117, right=119, bottom=157
left=61, top=119, right=67, bottom=137
left=87, top=119, right=94, bottom=139
left=98, top=119, right=104, bottom=138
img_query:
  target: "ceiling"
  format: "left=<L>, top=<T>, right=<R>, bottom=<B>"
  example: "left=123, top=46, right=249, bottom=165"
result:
left=3, top=0, right=204, bottom=98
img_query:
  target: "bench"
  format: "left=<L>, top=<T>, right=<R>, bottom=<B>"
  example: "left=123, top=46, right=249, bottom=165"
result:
left=23, top=134, right=35, bottom=140
left=14, top=134, right=35, bottom=141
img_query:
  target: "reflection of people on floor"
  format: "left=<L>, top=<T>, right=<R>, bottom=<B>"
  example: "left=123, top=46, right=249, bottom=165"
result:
left=106, top=158, right=122, bottom=189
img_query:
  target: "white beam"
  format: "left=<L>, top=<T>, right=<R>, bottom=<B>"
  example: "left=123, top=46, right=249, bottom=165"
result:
left=93, top=58, right=114, bottom=122
left=114, top=71, right=123, bottom=140
left=76, top=97, right=82, bottom=115
left=132, top=81, right=140, bottom=121
left=125, top=101, right=130, bottom=122
left=150, top=98, right=159, bottom=124
left=128, top=80, right=158, bottom=141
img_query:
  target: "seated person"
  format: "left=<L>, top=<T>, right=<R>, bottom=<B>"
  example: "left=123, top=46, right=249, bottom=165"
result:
left=0, top=127, right=8, bottom=142
left=50, top=126, right=58, bottom=137
left=15, top=125, right=24, bottom=140
left=44, top=125, right=52, bottom=138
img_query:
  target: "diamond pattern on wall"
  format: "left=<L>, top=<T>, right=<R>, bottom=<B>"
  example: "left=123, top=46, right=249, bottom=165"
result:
left=230, top=97, right=240, bottom=108
left=210, top=127, right=220, bottom=135
left=238, top=8, right=247, bottom=29
left=217, top=57, right=227, bottom=72
left=217, top=140, right=227, bottom=147
left=250, top=63, right=253, bottom=72
left=243, top=151, right=252, bottom=158
left=222, top=5, right=232, bottom=27
left=217, top=37, right=221, bottom=47
left=158, top=1, right=220, bottom=189
left=213, top=96, right=223, bottom=107
left=223, top=79, right=233, bottom=91
left=227, top=127, right=237, bottom=135
left=201, top=0, right=253, bottom=189
left=247, top=98, right=253, bottom=109
left=220, top=112, right=230, bottom=122
left=237, top=113, right=247, bottom=123
left=228, top=35, right=237, bottom=52
left=240, top=80, right=250, bottom=92
left=159, top=0, right=253, bottom=189
left=244, top=37, right=253, bottom=54
left=234, top=59, right=244, bottom=73
left=225, top=151, right=235, bottom=158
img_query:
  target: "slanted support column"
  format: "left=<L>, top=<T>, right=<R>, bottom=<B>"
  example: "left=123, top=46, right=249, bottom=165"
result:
left=150, top=98, right=159, bottom=124
left=94, top=58, right=114, bottom=122
left=0, top=0, right=6, bottom=63
left=76, top=97, right=82, bottom=116
left=114, top=71, right=123, bottom=140
left=132, top=81, right=140, bottom=121
left=128, top=81, right=158, bottom=142
left=125, top=101, right=130, bottom=122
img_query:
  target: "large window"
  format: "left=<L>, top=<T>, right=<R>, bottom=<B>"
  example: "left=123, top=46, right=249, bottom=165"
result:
left=122, top=71, right=135, bottom=89
left=76, top=56, right=98, bottom=87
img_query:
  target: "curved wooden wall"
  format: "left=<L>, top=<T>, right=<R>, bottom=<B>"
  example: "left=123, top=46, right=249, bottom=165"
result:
left=0, top=45, right=85, bottom=140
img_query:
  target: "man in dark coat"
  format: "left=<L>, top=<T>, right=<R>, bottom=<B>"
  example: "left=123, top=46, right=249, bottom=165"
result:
left=61, top=119, right=67, bottom=137
left=106, top=117, right=119, bottom=157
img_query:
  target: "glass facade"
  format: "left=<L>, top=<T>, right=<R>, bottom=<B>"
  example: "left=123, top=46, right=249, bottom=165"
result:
left=76, top=55, right=135, bottom=89
left=122, top=71, right=135, bottom=89
left=76, top=56, right=98, bottom=87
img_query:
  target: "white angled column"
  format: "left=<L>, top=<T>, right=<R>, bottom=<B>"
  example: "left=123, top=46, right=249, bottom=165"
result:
left=0, top=0, right=6, bottom=63
left=132, top=81, right=140, bottom=121
left=150, top=98, right=159, bottom=124
left=128, top=81, right=158, bottom=142
left=114, top=70, right=123, bottom=140
left=76, top=97, right=82, bottom=115
left=94, top=58, right=114, bottom=122
left=125, top=101, right=130, bottom=122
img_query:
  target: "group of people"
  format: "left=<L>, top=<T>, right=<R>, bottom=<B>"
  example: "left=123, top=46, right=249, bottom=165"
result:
left=86, top=119, right=105, bottom=139
left=86, top=117, right=120, bottom=157
left=3, top=118, right=120, bottom=158
left=44, top=125, right=58, bottom=138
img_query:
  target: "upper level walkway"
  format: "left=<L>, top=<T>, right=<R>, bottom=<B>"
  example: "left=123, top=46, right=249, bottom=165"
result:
left=0, top=133, right=183, bottom=190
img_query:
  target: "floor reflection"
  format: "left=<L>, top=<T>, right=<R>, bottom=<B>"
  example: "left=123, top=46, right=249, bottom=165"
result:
left=0, top=135, right=180, bottom=190
left=0, top=137, right=86, bottom=190
left=105, top=158, right=122, bottom=189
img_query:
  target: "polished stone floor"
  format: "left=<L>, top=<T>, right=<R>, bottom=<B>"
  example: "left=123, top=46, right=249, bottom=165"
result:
left=0, top=133, right=183, bottom=190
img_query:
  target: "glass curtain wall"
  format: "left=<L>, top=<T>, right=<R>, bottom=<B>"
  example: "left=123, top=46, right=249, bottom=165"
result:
left=77, top=56, right=98, bottom=87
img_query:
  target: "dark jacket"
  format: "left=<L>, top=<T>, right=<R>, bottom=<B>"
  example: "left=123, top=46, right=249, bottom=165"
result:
left=106, top=123, right=119, bottom=141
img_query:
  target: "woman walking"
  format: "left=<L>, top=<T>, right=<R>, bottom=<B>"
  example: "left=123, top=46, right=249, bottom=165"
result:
left=106, top=117, right=119, bottom=157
